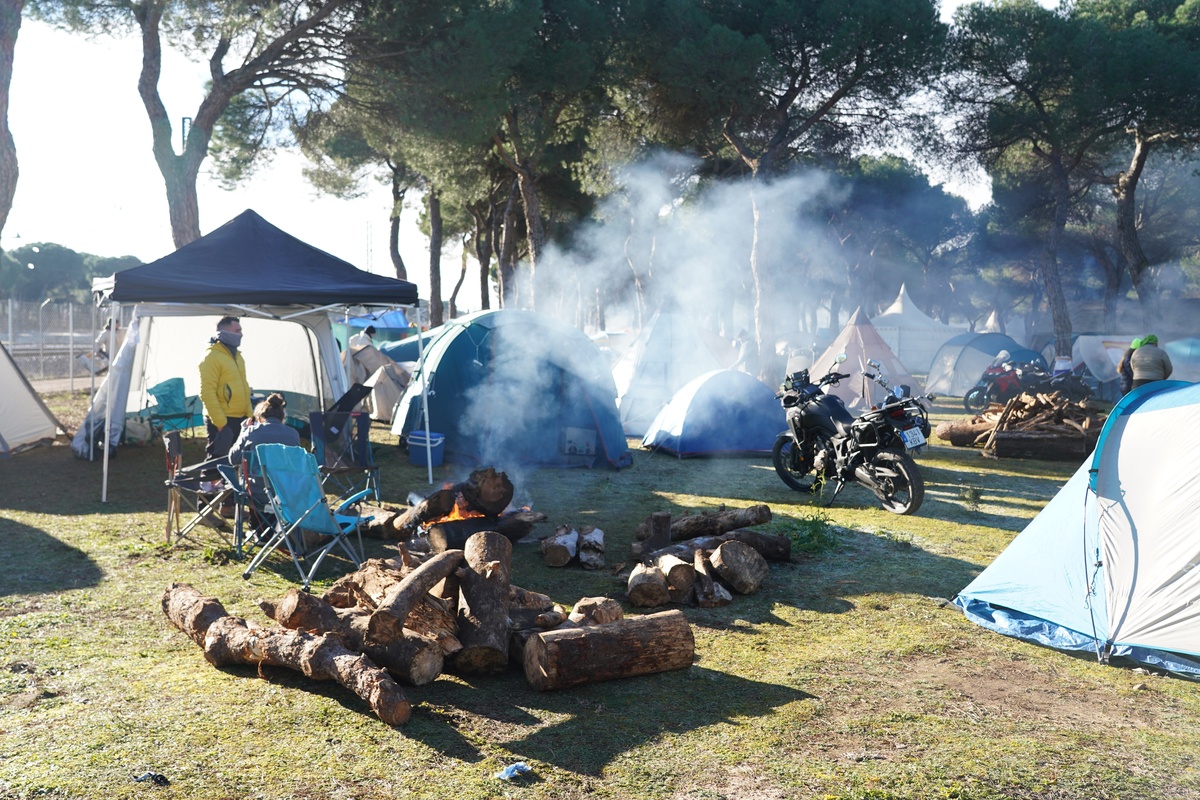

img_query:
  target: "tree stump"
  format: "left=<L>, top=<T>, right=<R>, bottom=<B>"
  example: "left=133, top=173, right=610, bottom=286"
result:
left=161, top=583, right=410, bottom=726
left=449, top=531, right=512, bottom=675
left=524, top=609, right=695, bottom=691
left=710, top=540, right=769, bottom=594
left=627, top=562, right=671, bottom=608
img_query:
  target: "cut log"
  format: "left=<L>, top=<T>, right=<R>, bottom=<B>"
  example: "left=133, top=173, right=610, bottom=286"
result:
left=392, top=468, right=520, bottom=540
left=368, top=550, right=464, bottom=644
left=162, top=583, right=410, bottom=726
left=627, top=563, right=671, bottom=608
left=641, top=511, right=673, bottom=552
left=578, top=526, right=605, bottom=570
left=643, top=529, right=792, bottom=563
left=404, top=594, right=462, bottom=657
left=508, top=584, right=555, bottom=612
left=507, top=586, right=560, bottom=634
left=541, top=526, right=579, bottom=567
left=458, top=467, right=515, bottom=516
left=321, top=556, right=410, bottom=610
left=524, top=609, right=695, bottom=691
left=656, top=553, right=696, bottom=604
left=567, top=596, right=624, bottom=626
left=934, top=419, right=993, bottom=447
left=427, top=510, right=548, bottom=552
left=262, top=589, right=443, bottom=686
left=636, top=504, right=772, bottom=542
left=710, top=540, right=769, bottom=594
left=449, top=531, right=512, bottom=675
left=693, top=550, right=732, bottom=608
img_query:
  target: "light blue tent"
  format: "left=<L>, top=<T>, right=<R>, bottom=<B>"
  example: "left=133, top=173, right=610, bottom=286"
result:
left=1165, top=337, right=1200, bottom=382
left=641, top=370, right=784, bottom=458
left=955, top=380, right=1200, bottom=677
left=924, top=332, right=1043, bottom=397
left=390, top=310, right=631, bottom=469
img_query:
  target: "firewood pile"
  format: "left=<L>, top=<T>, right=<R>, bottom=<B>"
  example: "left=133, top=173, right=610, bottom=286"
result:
left=934, top=391, right=1106, bottom=460
left=160, top=468, right=697, bottom=727
left=622, top=504, right=790, bottom=609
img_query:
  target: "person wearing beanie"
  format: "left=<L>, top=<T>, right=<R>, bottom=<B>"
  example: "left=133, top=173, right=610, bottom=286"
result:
left=1130, top=334, right=1172, bottom=389
left=199, top=315, right=253, bottom=460
left=349, top=325, right=377, bottom=351
left=1117, top=337, right=1142, bottom=395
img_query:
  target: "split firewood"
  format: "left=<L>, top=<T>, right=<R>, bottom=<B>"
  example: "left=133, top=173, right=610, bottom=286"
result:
left=541, top=525, right=579, bottom=567
left=449, top=531, right=512, bottom=675
left=261, top=589, right=443, bottom=686
left=509, top=584, right=555, bottom=611
left=402, top=594, right=462, bottom=657
left=641, top=511, right=672, bottom=553
left=567, top=596, right=624, bottom=626
left=524, top=609, right=695, bottom=691
left=161, top=582, right=410, bottom=727
left=693, top=550, right=732, bottom=608
left=635, top=504, right=772, bottom=542
left=627, top=562, right=671, bottom=608
left=368, top=550, right=465, bottom=644
left=710, top=540, right=769, bottom=595
left=322, top=555, right=412, bottom=610
left=641, top=529, right=792, bottom=563
left=507, top=585, right=561, bottom=632
left=656, top=553, right=696, bottom=604
left=578, top=526, right=605, bottom=570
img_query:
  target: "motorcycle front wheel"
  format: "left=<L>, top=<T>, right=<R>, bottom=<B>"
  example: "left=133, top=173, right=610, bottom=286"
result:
left=963, top=386, right=990, bottom=413
left=772, top=434, right=814, bottom=491
left=871, top=451, right=924, bottom=515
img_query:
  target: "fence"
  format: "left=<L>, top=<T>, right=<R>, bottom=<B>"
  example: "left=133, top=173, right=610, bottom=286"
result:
left=0, top=298, right=131, bottom=384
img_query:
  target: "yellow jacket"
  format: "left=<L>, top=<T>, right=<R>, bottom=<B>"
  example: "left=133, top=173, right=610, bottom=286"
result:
left=198, top=341, right=252, bottom=429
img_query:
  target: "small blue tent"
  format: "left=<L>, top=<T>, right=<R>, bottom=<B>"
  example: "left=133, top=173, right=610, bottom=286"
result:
left=955, top=380, right=1200, bottom=677
left=924, top=332, right=1043, bottom=397
left=390, top=310, right=631, bottom=469
left=641, top=370, right=784, bottom=458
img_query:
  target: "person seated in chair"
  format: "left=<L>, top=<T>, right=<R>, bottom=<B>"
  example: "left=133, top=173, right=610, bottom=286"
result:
left=227, top=393, right=301, bottom=504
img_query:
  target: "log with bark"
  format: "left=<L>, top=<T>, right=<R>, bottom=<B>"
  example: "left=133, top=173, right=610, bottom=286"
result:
left=524, top=609, right=695, bottom=691
left=260, top=588, right=444, bottom=686
left=368, top=550, right=465, bottom=644
left=540, top=525, right=579, bottom=567
left=641, top=529, right=792, bottom=563
left=710, top=540, right=769, bottom=595
left=426, top=510, right=546, bottom=552
left=627, top=562, right=671, bottom=608
left=634, top=504, right=772, bottom=542
left=641, top=511, right=673, bottom=554
left=656, top=553, right=696, bottom=604
left=578, top=526, right=605, bottom=570
left=391, top=467, right=517, bottom=539
left=322, top=555, right=413, bottom=610
left=567, top=596, right=624, bottom=626
left=693, top=550, right=732, bottom=608
left=162, top=582, right=411, bottom=726
left=449, top=531, right=513, bottom=675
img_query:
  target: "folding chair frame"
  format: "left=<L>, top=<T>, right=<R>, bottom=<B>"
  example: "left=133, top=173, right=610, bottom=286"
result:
left=308, top=410, right=381, bottom=503
left=163, top=433, right=236, bottom=550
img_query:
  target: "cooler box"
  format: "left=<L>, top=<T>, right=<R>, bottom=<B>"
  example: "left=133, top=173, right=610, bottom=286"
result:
left=407, top=430, right=445, bottom=467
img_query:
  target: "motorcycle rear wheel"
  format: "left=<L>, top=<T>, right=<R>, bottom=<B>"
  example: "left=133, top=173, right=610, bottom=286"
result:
left=871, top=451, right=924, bottom=515
left=772, top=435, right=814, bottom=491
left=963, top=386, right=990, bottom=413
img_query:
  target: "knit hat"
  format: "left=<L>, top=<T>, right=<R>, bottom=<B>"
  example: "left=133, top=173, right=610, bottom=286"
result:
left=1131, top=337, right=1144, bottom=349
left=1143, top=334, right=1158, bottom=346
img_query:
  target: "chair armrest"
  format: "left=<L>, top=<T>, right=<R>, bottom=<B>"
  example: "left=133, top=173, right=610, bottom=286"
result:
left=334, top=489, right=373, bottom=514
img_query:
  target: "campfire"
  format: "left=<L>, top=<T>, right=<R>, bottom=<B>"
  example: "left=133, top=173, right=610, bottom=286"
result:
left=393, top=467, right=548, bottom=552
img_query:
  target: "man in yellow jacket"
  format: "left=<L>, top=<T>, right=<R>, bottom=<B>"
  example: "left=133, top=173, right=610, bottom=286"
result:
left=199, top=316, right=253, bottom=460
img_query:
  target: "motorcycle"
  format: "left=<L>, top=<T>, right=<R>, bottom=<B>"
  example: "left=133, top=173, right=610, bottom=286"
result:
left=963, top=359, right=1092, bottom=413
left=771, top=355, right=932, bottom=515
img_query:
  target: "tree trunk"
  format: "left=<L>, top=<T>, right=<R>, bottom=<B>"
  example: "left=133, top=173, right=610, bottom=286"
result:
left=389, top=168, right=407, bottom=280
left=1114, top=130, right=1161, bottom=327
left=448, top=237, right=469, bottom=318
left=514, top=165, right=544, bottom=309
left=523, top=609, right=695, bottom=691
left=161, top=582, right=411, bottom=726
left=497, top=179, right=519, bottom=307
left=0, top=0, right=22, bottom=239
left=368, top=549, right=465, bottom=644
left=472, top=203, right=494, bottom=310
left=1042, top=159, right=1074, bottom=359
left=450, top=531, right=512, bottom=675
left=428, top=188, right=444, bottom=326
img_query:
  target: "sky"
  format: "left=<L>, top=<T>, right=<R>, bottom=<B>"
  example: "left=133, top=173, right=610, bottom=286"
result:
left=5, top=8, right=987, bottom=306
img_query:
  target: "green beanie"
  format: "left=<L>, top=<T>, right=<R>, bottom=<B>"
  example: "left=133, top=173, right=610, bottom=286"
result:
left=1143, top=334, right=1158, bottom=346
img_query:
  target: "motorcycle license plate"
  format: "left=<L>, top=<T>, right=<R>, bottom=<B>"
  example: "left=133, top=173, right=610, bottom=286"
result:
left=900, top=427, right=926, bottom=449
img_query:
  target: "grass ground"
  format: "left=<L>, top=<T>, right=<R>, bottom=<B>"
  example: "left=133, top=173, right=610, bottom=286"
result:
left=1, top=393, right=1197, bottom=799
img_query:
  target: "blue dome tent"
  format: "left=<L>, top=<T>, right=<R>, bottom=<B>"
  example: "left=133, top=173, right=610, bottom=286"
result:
left=642, top=370, right=783, bottom=458
left=924, top=332, right=1044, bottom=397
left=390, top=310, right=631, bottom=469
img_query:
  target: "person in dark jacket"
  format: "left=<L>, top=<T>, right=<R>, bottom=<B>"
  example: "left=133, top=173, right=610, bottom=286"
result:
left=1130, top=334, right=1173, bottom=389
left=228, top=392, right=301, bottom=502
left=1117, top=337, right=1142, bottom=395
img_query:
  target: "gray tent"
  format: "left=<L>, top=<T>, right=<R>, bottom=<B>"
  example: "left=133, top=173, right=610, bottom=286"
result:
left=0, top=341, right=66, bottom=455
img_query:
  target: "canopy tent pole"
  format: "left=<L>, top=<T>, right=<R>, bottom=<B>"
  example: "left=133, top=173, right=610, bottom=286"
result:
left=101, top=302, right=119, bottom=502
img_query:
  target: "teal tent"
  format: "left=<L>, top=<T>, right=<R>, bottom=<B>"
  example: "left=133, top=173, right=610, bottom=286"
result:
left=390, top=310, right=631, bottom=468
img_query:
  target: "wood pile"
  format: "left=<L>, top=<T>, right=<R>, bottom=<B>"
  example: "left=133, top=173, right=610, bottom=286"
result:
left=623, top=505, right=788, bottom=610
left=162, top=533, right=696, bottom=727
left=934, top=392, right=1106, bottom=460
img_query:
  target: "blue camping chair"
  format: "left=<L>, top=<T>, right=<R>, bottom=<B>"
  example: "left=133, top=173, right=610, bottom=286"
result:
left=147, top=378, right=199, bottom=436
left=241, top=443, right=370, bottom=591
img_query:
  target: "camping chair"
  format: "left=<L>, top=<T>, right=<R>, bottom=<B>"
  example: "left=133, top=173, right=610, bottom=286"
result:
left=147, top=378, right=199, bottom=437
left=241, top=443, right=370, bottom=592
left=215, top=453, right=275, bottom=560
left=308, top=383, right=380, bottom=502
left=162, top=431, right=235, bottom=549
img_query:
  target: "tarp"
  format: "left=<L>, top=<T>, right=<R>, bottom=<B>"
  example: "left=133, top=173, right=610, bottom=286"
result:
left=923, top=332, right=1039, bottom=397
left=811, top=308, right=920, bottom=410
left=79, top=210, right=420, bottom=493
left=611, top=304, right=736, bottom=436
left=390, top=309, right=631, bottom=469
left=0, top=341, right=66, bottom=455
left=641, top=369, right=783, bottom=457
left=955, top=380, right=1200, bottom=677
left=869, top=284, right=959, bottom=374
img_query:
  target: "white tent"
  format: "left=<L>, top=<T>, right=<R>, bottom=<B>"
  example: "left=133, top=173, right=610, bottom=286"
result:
left=870, top=284, right=959, bottom=374
left=611, top=305, right=736, bottom=436
left=0, top=341, right=66, bottom=455
left=955, top=380, right=1200, bottom=677
left=810, top=308, right=919, bottom=410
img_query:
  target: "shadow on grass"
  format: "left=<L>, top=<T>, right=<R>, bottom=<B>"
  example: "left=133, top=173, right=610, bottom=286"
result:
left=0, top=517, right=103, bottom=596
left=0, top=441, right=171, bottom=516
